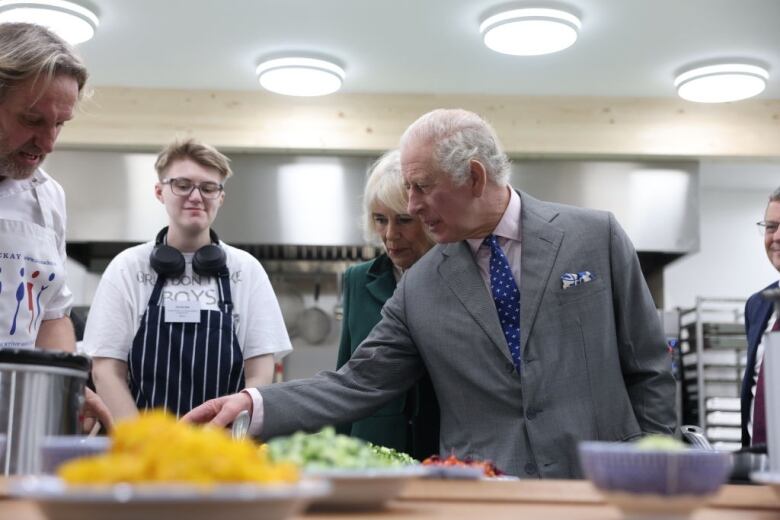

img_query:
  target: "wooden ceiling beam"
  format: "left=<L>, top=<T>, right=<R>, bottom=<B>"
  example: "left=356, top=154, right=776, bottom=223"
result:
left=60, top=87, right=780, bottom=158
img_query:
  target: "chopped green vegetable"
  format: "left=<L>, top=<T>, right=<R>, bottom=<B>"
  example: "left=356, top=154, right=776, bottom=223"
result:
left=368, top=443, right=418, bottom=466
left=634, top=434, right=687, bottom=451
left=266, top=427, right=417, bottom=469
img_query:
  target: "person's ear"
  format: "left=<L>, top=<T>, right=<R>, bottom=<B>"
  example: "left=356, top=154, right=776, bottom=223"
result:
left=154, top=182, right=164, bottom=203
left=468, top=159, right=487, bottom=197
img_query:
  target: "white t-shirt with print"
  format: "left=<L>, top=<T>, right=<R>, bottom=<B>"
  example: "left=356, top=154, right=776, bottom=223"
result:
left=81, top=241, right=292, bottom=362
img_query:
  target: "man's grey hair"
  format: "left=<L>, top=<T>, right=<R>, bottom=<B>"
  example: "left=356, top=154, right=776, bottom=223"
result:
left=400, top=108, right=511, bottom=186
left=0, top=23, right=88, bottom=101
left=362, top=149, right=406, bottom=243
left=770, top=186, right=780, bottom=202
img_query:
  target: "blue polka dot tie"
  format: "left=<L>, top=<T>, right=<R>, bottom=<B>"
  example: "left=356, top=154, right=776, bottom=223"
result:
left=484, top=234, right=522, bottom=373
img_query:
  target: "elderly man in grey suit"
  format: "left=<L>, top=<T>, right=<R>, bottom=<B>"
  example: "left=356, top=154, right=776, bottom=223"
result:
left=185, top=108, right=676, bottom=478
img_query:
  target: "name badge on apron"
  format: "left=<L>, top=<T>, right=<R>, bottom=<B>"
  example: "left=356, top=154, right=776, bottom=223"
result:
left=164, top=301, right=201, bottom=323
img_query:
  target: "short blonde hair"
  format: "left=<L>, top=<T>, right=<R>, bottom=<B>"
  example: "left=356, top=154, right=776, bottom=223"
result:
left=154, top=139, right=232, bottom=181
left=362, top=150, right=408, bottom=243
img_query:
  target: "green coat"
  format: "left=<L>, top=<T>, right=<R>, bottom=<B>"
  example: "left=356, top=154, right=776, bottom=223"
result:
left=335, top=254, right=439, bottom=459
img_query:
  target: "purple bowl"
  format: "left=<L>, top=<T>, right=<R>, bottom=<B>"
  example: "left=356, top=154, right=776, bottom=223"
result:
left=578, top=441, right=732, bottom=496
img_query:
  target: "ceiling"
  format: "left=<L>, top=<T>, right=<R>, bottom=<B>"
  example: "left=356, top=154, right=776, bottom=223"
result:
left=76, top=0, right=780, bottom=98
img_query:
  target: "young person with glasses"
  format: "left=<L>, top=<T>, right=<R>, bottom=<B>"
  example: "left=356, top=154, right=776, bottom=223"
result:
left=82, top=139, right=292, bottom=420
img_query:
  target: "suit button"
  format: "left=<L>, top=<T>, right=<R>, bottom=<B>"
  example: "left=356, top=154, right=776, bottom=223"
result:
left=526, top=410, right=537, bottom=420
left=524, top=463, right=537, bottom=475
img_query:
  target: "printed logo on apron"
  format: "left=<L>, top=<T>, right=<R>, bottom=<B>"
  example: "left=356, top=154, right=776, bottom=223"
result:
left=0, top=187, right=66, bottom=349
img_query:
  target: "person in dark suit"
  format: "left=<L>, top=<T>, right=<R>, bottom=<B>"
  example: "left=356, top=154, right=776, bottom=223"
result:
left=741, top=187, right=780, bottom=447
left=335, top=150, right=439, bottom=459
left=185, top=109, right=675, bottom=478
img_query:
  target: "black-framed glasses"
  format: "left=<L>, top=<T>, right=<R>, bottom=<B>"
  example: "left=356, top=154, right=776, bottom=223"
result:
left=757, top=220, right=779, bottom=235
left=162, top=177, right=224, bottom=199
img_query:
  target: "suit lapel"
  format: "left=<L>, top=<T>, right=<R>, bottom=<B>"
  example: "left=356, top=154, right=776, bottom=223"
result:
left=748, top=281, right=777, bottom=353
left=517, top=193, right=564, bottom=357
left=438, top=242, right=512, bottom=363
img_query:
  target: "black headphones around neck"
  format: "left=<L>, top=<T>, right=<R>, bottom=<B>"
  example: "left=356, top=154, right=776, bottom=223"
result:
left=150, top=226, right=227, bottom=278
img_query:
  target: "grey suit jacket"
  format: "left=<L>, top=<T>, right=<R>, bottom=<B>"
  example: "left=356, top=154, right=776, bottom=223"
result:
left=259, top=191, right=676, bottom=478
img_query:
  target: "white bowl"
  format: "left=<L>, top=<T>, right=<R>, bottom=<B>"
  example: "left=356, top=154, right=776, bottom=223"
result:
left=304, top=465, right=426, bottom=510
left=10, top=476, right=330, bottom=520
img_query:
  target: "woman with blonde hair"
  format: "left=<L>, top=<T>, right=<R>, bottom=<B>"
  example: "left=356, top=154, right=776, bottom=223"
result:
left=335, top=150, right=439, bottom=458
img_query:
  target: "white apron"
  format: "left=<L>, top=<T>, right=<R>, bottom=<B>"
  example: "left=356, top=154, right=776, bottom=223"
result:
left=0, top=186, right=67, bottom=350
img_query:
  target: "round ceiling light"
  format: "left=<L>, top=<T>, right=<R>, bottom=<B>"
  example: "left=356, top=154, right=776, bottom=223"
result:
left=0, top=0, right=99, bottom=45
left=674, top=63, right=769, bottom=103
left=256, top=57, right=345, bottom=97
left=480, top=7, right=581, bottom=56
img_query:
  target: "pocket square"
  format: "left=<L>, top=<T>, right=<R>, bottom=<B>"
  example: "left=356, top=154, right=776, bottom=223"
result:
left=561, top=271, right=595, bottom=290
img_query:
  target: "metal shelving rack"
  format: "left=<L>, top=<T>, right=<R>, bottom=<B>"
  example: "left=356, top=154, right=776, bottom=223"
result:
left=678, top=297, right=747, bottom=450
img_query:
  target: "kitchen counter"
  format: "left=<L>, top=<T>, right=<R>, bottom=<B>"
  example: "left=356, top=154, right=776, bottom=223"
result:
left=2, top=479, right=779, bottom=520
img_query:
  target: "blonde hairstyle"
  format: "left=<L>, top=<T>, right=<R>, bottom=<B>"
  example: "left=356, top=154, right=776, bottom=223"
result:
left=400, top=108, right=511, bottom=186
left=154, top=139, right=233, bottom=181
left=362, top=150, right=409, bottom=243
left=0, top=23, right=88, bottom=101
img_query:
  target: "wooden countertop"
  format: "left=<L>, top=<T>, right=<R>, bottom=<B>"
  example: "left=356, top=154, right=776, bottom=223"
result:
left=2, top=479, right=778, bottom=520
left=398, top=479, right=780, bottom=510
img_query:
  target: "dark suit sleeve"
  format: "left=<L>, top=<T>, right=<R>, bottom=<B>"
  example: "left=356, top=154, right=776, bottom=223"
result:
left=258, top=276, right=423, bottom=439
left=608, top=213, right=677, bottom=435
left=741, top=297, right=755, bottom=446
left=740, top=291, right=768, bottom=446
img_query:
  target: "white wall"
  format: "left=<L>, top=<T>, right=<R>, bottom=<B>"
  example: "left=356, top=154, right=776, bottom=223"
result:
left=663, top=160, right=780, bottom=310
left=65, top=258, right=101, bottom=306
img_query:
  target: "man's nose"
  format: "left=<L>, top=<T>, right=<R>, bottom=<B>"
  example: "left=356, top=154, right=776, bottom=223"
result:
left=407, top=191, right=422, bottom=215
left=34, top=126, right=58, bottom=154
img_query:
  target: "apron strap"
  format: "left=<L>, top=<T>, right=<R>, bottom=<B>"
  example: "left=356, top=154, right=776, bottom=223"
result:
left=148, top=275, right=167, bottom=306
left=32, top=182, right=54, bottom=229
left=216, top=268, right=234, bottom=309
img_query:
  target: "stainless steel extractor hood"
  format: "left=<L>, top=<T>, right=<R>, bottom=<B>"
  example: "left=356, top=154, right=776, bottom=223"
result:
left=47, top=149, right=698, bottom=285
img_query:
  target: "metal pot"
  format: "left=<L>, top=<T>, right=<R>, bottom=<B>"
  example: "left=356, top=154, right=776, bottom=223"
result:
left=298, top=279, right=331, bottom=345
left=730, top=444, right=769, bottom=482
left=273, top=278, right=305, bottom=338
left=681, top=424, right=769, bottom=482
left=0, top=349, right=90, bottom=475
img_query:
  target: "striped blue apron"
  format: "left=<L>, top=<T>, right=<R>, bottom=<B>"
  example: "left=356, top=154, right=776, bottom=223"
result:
left=128, top=269, right=244, bottom=417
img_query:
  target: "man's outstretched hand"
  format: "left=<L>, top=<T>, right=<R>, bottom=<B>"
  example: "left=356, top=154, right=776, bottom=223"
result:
left=181, top=392, right=253, bottom=427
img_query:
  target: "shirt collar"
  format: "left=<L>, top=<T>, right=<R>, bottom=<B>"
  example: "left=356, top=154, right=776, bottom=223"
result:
left=392, top=262, right=403, bottom=282
left=466, top=187, right=522, bottom=255
left=0, top=168, right=48, bottom=199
